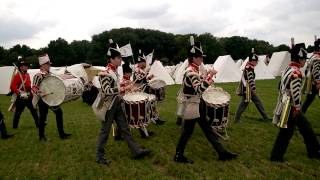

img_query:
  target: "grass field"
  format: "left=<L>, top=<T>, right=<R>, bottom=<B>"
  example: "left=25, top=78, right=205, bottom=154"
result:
left=0, top=78, right=320, bottom=179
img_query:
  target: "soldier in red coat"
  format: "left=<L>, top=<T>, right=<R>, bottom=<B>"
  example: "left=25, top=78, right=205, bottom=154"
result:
left=10, top=58, right=39, bottom=129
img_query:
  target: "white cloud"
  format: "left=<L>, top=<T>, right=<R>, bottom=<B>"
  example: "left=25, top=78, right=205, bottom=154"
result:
left=0, top=0, right=319, bottom=49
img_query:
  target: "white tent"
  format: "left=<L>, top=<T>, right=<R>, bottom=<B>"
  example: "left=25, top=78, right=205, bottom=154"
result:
left=235, top=59, right=243, bottom=68
left=172, top=62, right=183, bottom=81
left=164, top=65, right=176, bottom=77
left=173, top=59, right=189, bottom=84
left=28, top=69, right=40, bottom=84
left=66, top=64, right=89, bottom=83
left=240, top=56, right=274, bottom=80
left=255, top=60, right=274, bottom=80
left=0, top=66, right=15, bottom=94
left=149, top=60, right=175, bottom=85
left=213, top=55, right=242, bottom=83
left=268, top=51, right=290, bottom=76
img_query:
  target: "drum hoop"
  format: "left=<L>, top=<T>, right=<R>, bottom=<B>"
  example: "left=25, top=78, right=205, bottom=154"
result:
left=123, top=92, right=149, bottom=104
left=202, top=87, right=231, bottom=107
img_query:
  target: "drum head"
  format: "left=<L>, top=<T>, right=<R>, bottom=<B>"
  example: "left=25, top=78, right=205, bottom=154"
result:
left=123, top=92, right=149, bottom=102
left=40, top=76, right=66, bottom=106
left=202, top=87, right=230, bottom=106
left=149, top=79, right=166, bottom=89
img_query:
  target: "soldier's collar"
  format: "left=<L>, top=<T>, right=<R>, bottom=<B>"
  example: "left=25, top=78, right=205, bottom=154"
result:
left=289, top=62, right=301, bottom=68
left=106, top=63, right=117, bottom=72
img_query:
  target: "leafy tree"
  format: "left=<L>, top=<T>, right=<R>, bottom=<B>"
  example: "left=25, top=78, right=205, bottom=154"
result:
left=47, top=38, right=76, bottom=66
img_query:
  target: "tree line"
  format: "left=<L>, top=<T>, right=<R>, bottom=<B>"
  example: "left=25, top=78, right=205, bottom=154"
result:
left=1, top=27, right=314, bottom=68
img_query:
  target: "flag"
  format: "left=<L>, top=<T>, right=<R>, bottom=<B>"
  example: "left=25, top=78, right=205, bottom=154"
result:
left=120, top=43, right=133, bottom=57
left=146, top=50, right=154, bottom=65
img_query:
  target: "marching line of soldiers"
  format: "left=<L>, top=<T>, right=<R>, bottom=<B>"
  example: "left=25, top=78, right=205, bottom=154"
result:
left=1, top=36, right=320, bottom=167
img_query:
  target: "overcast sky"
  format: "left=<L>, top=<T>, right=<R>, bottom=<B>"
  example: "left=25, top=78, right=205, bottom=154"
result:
left=0, top=0, right=319, bottom=49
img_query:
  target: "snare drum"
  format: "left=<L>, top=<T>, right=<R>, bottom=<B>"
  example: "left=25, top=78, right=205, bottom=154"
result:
left=40, top=74, right=84, bottom=106
left=148, top=79, right=166, bottom=101
left=147, top=94, right=159, bottom=123
left=122, top=92, right=149, bottom=128
left=201, top=87, right=231, bottom=139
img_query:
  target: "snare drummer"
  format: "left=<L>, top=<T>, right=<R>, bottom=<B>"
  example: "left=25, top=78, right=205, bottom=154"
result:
left=133, top=49, right=165, bottom=125
left=270, top=43, right=320, bottom=161
left=96, top=39, right=151, bottom=165
left=234, top=48, right=270, bottom=123
left=133, top=49, right=154, bottom=88
left=114, top=62, right=154, bottom=139
left=174, top=36, right=238, bottom=164
left=10, top=57, right=39, bottom=129
left=32, top=54, right=71, bottom=141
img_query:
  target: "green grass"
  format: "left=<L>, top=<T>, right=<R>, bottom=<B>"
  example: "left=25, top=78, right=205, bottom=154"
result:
left=0, top=78, right=320, bottom=179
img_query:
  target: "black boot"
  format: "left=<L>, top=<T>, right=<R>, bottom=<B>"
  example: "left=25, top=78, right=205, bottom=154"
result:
left=218, top=151, right=238, bottom=161
left=176, top=117, right=182, bottom=126
left=1, top=134, right=14, bottom=140
left=155, top=119, right=165, bottom=125
left=308, top=150, right=320, bottom=160
left=39, top=135, right=47, bottom=141
left=174, top=151, right=193, bottom=164
left=60, top=133, right=72, bottom=139
left=134, top=148, right=151, bottom=159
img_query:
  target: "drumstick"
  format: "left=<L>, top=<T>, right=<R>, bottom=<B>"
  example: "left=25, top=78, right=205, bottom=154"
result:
left=40, top=92, right=54, bottom=97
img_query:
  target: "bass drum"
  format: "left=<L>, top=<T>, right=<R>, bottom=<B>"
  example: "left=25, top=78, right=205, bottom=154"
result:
left=39, top=74, right=84, bottom=106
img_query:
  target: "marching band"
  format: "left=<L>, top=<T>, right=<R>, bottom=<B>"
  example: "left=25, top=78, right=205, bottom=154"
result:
left=2, top=35, right=320, bottom=167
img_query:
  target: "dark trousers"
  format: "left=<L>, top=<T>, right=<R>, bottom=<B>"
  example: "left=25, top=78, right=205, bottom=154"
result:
left=235, top=94, right=269, bottom=121
left=38, top=99, right=65, bottom=137
left=302, top=86, right=318, bottom=113
left=96, top=96, right=142, bottom=160
left=0, top=111, right=8, bottom=137
left=175, top=100, right=226, bottom=155
left=271, top=113, right=320, bottom=160
left=13, top=96, right=39, bottom=128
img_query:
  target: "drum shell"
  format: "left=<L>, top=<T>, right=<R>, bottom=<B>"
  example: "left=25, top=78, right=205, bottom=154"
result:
left=40, top=74, right=84, bottom=106
left=202, top=99, right=229, bottom=127
left=122, top=92, right=149, bottom=128
left=201, top=87, right=231, bottom=128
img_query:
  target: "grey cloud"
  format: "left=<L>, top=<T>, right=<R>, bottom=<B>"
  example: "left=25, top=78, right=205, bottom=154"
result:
left=0, top=17, right=55, bottom=44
